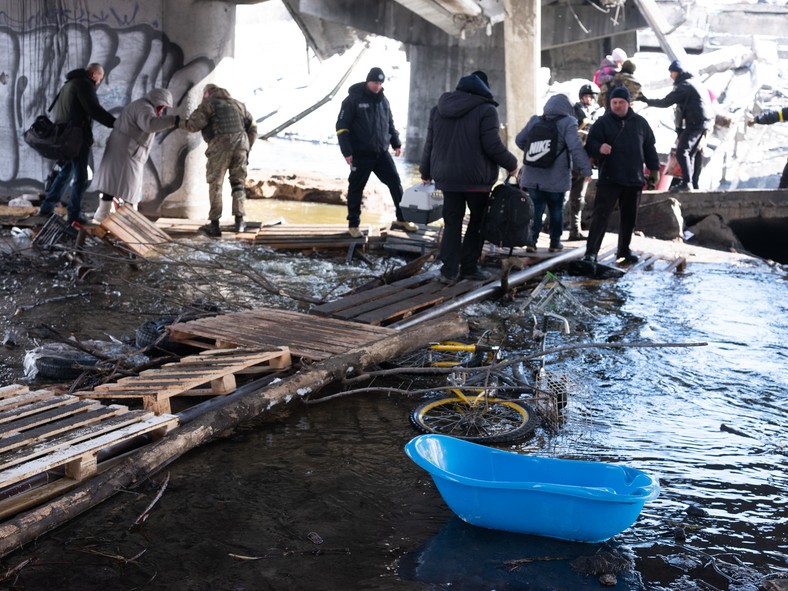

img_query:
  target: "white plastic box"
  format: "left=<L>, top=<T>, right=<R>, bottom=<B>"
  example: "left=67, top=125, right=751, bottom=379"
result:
left=400, top=182, right=443, bottom=224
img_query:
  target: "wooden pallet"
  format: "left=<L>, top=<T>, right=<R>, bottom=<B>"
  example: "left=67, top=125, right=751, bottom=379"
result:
left=310, top=272, right=487, bottom=326
left=166, top=307, right=397, bottom=359
left=253, top=223, right=387, bottom=250
left=153, top=217, right=260, bottom=240
left=0, top=384, right=177, bottom=520
left=88, top=205, right=171, bottom=257
left=82, top=347, right=292, bottom=415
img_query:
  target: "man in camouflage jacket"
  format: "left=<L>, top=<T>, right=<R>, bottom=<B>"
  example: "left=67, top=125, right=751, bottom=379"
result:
left=180, top=84, right=257, bottom=235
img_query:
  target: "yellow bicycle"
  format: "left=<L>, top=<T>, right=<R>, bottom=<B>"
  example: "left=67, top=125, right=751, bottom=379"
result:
left=408, top=340, right=539, bottom=444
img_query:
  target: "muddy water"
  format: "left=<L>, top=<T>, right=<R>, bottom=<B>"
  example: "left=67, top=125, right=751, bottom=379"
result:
left=1, top=239, right=786, bottom=590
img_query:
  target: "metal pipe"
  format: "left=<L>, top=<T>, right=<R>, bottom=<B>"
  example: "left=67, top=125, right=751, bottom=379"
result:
left=392, top=247, right=585, bottom=330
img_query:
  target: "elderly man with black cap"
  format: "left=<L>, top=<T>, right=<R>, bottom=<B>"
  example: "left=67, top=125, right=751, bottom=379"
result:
left=336, top=67, right=415, bottom=238
left=583, top=86, right=660, bottom=265
left=639, top=60, right=715, bottom=192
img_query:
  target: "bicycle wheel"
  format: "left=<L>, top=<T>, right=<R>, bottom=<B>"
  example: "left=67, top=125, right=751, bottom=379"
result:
left=410, top=396, right=538, bottom=444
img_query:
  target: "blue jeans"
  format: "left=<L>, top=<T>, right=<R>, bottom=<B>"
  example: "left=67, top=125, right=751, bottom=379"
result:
left=527, top=188, right=564, bottom=246
left=39, top=142, right=90, bottom=222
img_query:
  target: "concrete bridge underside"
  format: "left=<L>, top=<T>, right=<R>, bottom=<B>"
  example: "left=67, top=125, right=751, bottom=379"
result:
left=0, top=0, right=644, bottom=219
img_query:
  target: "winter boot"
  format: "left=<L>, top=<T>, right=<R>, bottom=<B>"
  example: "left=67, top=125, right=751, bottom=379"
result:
left=234, top=216, right=246, bottom=233
left=201, top=220, right=221, bottom=238
left=91, top=199, right=113, bottom=224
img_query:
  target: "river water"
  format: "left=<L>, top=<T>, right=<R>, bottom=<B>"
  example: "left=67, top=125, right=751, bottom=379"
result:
left=2, top=230, right=786, bottom=590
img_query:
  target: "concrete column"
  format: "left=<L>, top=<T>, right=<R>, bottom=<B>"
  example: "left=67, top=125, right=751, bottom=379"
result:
left=157, top=0, right=238, bottom=219
left=503, top=0, right=540, bottom=155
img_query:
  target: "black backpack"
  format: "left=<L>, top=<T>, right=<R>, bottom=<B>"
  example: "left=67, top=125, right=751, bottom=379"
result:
left=523, top=115, right=565, bottom=168
left=483, top=177, right=534, bottom=249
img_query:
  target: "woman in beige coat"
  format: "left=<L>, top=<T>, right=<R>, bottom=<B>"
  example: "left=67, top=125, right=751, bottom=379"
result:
left=91, top=88, right=178, bottom=222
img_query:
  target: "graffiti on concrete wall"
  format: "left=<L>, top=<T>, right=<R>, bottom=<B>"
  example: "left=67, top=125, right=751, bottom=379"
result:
left=0, top=18, right=213, bottom=206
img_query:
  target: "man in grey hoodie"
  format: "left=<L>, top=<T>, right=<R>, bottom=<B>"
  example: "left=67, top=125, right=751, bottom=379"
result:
left=516, top=94, right=593, bottom=252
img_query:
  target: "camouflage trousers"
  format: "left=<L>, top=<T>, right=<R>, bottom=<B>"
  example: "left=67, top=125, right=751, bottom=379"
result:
left=205, top=134, right=248, bottom=221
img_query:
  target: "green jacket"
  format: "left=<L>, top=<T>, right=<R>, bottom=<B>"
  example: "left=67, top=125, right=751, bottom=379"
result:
left=52, top=68, right=115, bottom=146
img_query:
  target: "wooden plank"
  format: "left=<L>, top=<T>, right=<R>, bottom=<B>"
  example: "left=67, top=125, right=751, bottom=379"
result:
left=165, top=308, right=396, bottom=358
left=99, top=207, right=170, bottom=257
left=310, top=273, right=436, bottom=316
left=0, top=414, right=178, bottom=488
left=355, top=289, right=451, bottom=325
left=87, top=348, right=292, bottom=413
left=331, top=280, right=445, bottom=321
left=0, top=411, right=155, bottom=472
left=0, top=405, right=127, bottom=455
left=0, top=385, right=29, bottom=399
left=0, top=398, right=100, bottom=436
left=115, top=207, right=170, bottom=242
left=0, top=390, right=60, bottom=413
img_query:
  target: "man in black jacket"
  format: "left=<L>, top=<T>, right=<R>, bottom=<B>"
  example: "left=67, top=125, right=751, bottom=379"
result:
left=420, top=71, right=518, bottom=284
left=37, top=63, right=115, bottom=224
left=336, top=67, right=415, bottom=238
left=583, top=86, right=660, bottom=264
left=640, top=60, right=714, bottom=192
left=748, top=107, right=788, bottom=188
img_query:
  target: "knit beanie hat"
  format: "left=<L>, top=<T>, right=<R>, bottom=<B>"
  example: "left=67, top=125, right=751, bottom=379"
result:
left=471, top=70, right=489, bottom=87
left=366, top=67, right=385, bottom=82
left=668, top=60, right=683, bottom=73
left=611, top=48, right=627, bottom=63
left=609, top=86, right=631, bottom=103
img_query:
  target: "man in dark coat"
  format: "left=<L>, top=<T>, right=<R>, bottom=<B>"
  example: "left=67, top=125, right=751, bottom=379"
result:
left=583, top=86, right=660, bottom=264
left=420, top=71, right=518, bottom=284
left=640, top=60, right=715, bottom=192
left=37, top=63, right=115, bottom=224
left=748, top=106, right=788, bottom=188
left=336, top=67, right=415, bottom=238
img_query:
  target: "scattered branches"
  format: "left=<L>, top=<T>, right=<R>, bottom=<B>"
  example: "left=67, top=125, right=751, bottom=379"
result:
left=130, top=473, right=170, bottom=531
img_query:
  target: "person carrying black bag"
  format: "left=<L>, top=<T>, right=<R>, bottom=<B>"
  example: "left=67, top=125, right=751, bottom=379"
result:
left=420, top=71, right=518, bottom=285
left=36, top=63, right=115, bottom=224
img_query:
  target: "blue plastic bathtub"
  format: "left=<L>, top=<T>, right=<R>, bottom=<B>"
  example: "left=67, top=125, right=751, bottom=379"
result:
left=404, top=434, right=659, bottom=543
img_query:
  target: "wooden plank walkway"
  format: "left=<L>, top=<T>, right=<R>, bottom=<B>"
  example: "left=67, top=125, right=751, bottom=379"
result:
left=252, top=223, right=388, bottom=250
left=310, top=271, right=489, bottom=326
left=83, top=347, right=292, bottom=415
left=0, top=384, right=177, bottom=520
left=166, top=307, right=397, bottom=360
left=88, top=205, right=171, bottom=257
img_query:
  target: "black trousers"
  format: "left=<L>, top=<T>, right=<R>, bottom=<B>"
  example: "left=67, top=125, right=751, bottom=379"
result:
left=585, top=184, right=642, bottom=258
left=676, top=126, right=705, bottom=185
left=346, top=151, right=404, bottom=227
left=439, top=190, right=488, bottom=277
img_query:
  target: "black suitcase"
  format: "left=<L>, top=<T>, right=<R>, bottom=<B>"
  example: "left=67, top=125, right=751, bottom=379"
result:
left=483, top=176, right=534, bottom=249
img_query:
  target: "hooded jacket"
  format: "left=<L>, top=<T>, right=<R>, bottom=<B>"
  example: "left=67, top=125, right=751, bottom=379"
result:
left=92, top=88, right=177, bottom=203
left=644, top=71, right=715, bottom=131
left=336, top=82, right=401, bottom=157
left=586, top=106, right=660, bottom=187
left=51, top=68, right=115, bottom=146
left=420, top=74, right=517, bottom=192
left=516, top=94, right=592, bottom=193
